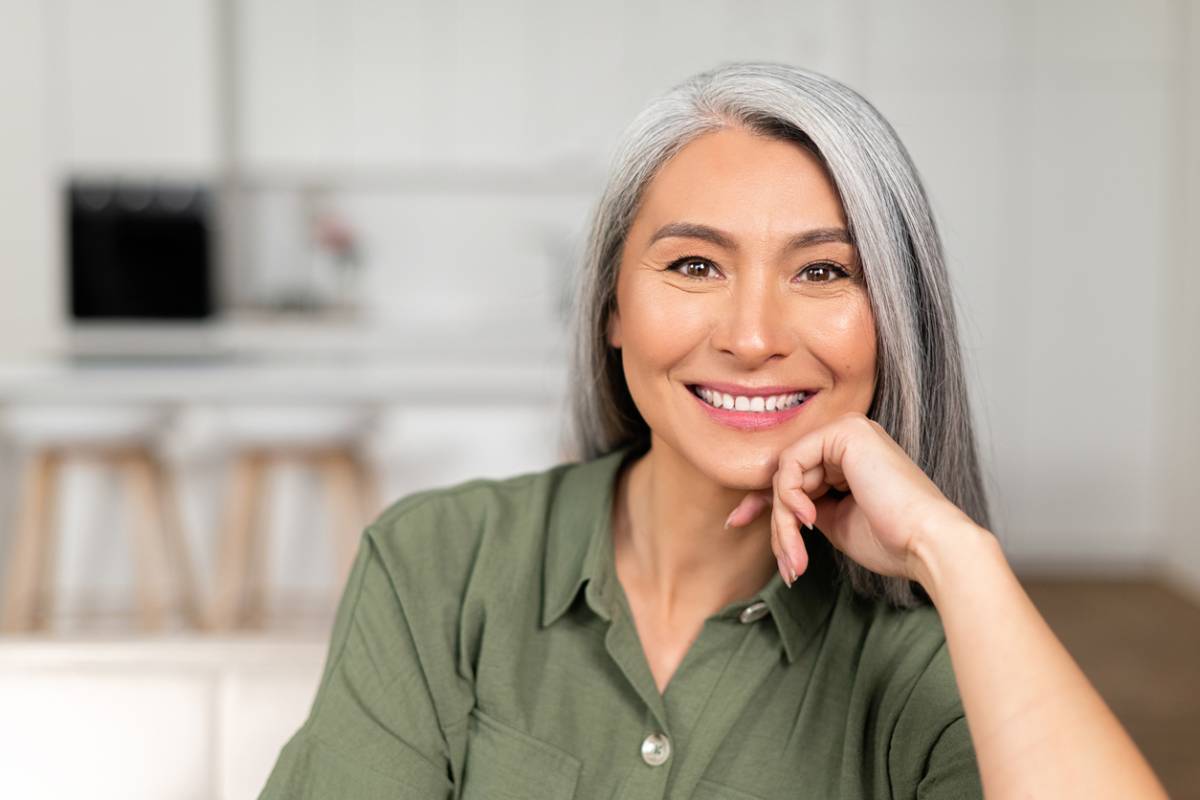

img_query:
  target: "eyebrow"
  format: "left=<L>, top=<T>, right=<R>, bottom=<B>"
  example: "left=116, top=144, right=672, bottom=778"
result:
left=647, top=221, right=854, bottom=252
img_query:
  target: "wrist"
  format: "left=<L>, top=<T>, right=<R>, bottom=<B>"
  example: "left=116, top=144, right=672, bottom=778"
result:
left=906, top=510, right=999, bottom=607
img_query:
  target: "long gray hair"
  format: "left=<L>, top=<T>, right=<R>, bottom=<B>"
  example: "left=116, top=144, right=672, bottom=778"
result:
left=563, top=62, right=992, bottom=609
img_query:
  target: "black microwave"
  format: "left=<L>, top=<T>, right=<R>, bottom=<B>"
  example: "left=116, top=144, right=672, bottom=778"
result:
left=68, top=179, right=215, bottom=319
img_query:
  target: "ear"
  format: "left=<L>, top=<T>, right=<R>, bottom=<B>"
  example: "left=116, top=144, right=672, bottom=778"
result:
left=606, top=308, right=622, bottom=349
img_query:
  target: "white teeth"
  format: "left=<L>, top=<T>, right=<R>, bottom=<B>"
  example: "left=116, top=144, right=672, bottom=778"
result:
left=692, top=386, right=807, bottom=413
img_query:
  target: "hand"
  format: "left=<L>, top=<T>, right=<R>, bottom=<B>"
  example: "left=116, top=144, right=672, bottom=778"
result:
left=724, top=412, right=973, bottom=585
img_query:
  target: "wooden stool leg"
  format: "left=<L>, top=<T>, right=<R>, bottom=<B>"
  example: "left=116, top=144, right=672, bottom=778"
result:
left=124, top=449, right=203, bottom=632
left=209, top=451, right=266, bottom=630
left=31, top=450, right=63, bottom=631
left=353, top=455, right=381, bottom=525
left=147, top=455, right=204, bottom=630
left=124, top=450, right=173, bottom=632
left=2, top=449, right=61, bottom=633
left=318, top=451, right=366, bottom=594
left=241, top=453, right=276, bottom=631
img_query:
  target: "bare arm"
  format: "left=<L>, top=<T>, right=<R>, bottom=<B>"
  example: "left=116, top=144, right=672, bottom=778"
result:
left=732, top=412, right=1171, bottom=798
left=908, top=520, right=1168, bottom=799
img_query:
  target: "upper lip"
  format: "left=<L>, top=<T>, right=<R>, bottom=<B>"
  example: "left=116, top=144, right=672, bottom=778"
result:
left=688, top=381, right=815, bottom=397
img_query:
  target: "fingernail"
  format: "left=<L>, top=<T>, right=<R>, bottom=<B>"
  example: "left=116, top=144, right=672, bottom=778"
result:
left=776, top=556, right=791, bottom=586
left=723, top=510, right=736, bottom=529
left=788, top=565, right=798, bottom=586
left=785, top=550, right=801, bottom=583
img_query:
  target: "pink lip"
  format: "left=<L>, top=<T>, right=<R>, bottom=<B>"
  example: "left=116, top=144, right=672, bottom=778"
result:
left=687, top=385, right=817, bottom=431
left=690, top=381, right=814, bottom=396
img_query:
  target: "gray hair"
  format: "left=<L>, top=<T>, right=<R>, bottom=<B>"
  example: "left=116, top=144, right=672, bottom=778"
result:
left=563, top=62, right=993, bottom=609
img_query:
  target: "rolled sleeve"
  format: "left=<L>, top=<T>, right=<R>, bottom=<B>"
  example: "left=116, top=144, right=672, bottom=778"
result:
left=889, top=639, right=983, bottom=799
left=258, top=530, right=453, bottom=799
left=917, top=715, right=981, bottom=799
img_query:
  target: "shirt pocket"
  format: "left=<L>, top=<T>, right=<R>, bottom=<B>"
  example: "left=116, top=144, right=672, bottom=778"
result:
left=460, top=708, right=582, bottom=800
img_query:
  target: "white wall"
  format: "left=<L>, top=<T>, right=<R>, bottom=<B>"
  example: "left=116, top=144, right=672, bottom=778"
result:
left=854, top=0, right=1180, bottom=573
left=56, top=0, right=219, bottom=175
left=0, top=0, right=60, bottom=360
left=1164, top=0, right=1200, bottom=602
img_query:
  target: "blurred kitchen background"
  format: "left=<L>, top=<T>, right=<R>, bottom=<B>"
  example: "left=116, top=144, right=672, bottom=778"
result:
left=0, top=0, right=1197, bottom=798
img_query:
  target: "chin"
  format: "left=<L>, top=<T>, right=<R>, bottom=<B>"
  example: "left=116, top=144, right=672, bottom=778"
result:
left=688, top=440, right=781, bottom=491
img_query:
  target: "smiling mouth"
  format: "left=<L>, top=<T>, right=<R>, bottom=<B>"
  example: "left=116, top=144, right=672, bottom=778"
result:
left=687, top=384, right=811, bottom=413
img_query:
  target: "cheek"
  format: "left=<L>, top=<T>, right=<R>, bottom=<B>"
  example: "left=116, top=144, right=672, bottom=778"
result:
left=618, top=280, right=708, bottom=370
left=806, top=294, right=877, bottom=379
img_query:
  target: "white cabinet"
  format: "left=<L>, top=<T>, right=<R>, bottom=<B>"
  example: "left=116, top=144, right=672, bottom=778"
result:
left=55, top=0, right=219, bottom=175
left=0, top=638, right=326, bottom=800
left=236, top=0, right=538, bottom=171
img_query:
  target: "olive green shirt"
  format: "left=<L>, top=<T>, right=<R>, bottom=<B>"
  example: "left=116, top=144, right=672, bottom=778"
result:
left=259, top=444, right=982, bottom=799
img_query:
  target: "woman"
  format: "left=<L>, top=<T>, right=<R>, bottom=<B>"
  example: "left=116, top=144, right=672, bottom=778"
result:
left=260, top=63, right=1166, bottom=799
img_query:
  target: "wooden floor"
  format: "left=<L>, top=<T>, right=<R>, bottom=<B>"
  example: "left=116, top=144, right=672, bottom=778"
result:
left=1019, top=576, right=1200, bottom=799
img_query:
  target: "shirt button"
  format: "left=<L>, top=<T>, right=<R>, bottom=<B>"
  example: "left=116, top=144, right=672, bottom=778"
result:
left=738, top=601, right=769, bottom=623
left=640, top=732, right=671, bottom=766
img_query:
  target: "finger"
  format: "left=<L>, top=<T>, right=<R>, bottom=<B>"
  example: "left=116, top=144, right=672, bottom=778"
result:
left=813, top=494, right=844, bottom=550
left=723, top=490, right=772, bottom=529
left=781, top=414, right=874, bottom=503
left=774, top=498, right=809, bottom=582
left=775, top=453, right=819, bottom=527
left=770, top=499, right=788, bottom=585
left=769, top=510, right=790, bottom=584
left=773, top=476, right=810, bottom=581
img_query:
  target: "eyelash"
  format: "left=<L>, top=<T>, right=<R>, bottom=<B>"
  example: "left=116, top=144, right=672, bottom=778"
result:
left=664, top=255, right=851, bottom=283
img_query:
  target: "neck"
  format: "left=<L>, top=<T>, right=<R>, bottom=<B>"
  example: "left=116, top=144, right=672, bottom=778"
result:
left=614, top=437, right=777, bottom=617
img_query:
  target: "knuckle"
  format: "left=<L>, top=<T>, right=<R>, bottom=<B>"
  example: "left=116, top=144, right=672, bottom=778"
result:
left=840, top=411, right=875, bottom=435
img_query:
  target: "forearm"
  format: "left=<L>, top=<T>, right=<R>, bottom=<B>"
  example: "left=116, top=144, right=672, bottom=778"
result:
left=908, top=520, right=1167, bottom=799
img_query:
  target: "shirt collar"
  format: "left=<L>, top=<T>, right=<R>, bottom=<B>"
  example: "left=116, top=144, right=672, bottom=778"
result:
left=541, top=442, right=842, bottom=663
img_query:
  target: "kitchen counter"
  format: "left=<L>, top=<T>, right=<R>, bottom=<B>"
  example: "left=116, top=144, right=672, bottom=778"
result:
left=0, top=319, right=570, bottom=403
left=0, top=353, right=568, bottom=403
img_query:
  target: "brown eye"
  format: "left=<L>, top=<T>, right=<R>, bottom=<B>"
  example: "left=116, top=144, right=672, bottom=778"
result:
left=666, top=256, right=721, bottom=280
left=798, top=262, right=850, bottom=282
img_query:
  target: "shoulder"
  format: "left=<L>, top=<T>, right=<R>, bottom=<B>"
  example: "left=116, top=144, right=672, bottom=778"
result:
left=838, top=588, right=953, bottom=697
left=830, top=589, right=965, bottom=745
left=833, top=591, right=978, bottom=795
left=362, top=460, right=578, bottom=599
left=371, top=462, right=569, bottom=527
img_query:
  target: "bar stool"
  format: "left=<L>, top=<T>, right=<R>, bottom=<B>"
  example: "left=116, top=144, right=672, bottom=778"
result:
left=0, top=403, right=203, bottom=633
left=207, top=403, right=379, bottom=631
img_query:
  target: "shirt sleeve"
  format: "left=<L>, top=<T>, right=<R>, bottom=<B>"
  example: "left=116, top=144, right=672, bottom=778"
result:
left=916, top=715, right=981, bottom=799
left=888, top=639, right=984, bottom=800
left=258, top=528, right=455, bottom=799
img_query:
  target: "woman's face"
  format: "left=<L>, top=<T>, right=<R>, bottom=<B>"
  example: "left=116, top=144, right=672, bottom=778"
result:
left=609, top=125, right=877, bottom=490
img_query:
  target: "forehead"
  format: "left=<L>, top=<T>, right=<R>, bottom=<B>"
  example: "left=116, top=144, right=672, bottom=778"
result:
left=632, top=126, right=848, bottom=237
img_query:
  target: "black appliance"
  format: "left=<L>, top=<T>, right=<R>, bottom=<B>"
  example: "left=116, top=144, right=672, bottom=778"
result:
left=68, top=179, right=215, bottom=319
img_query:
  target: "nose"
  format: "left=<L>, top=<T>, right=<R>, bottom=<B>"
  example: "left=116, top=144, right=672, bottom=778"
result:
left=710, top=272, right=791, bottom=366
